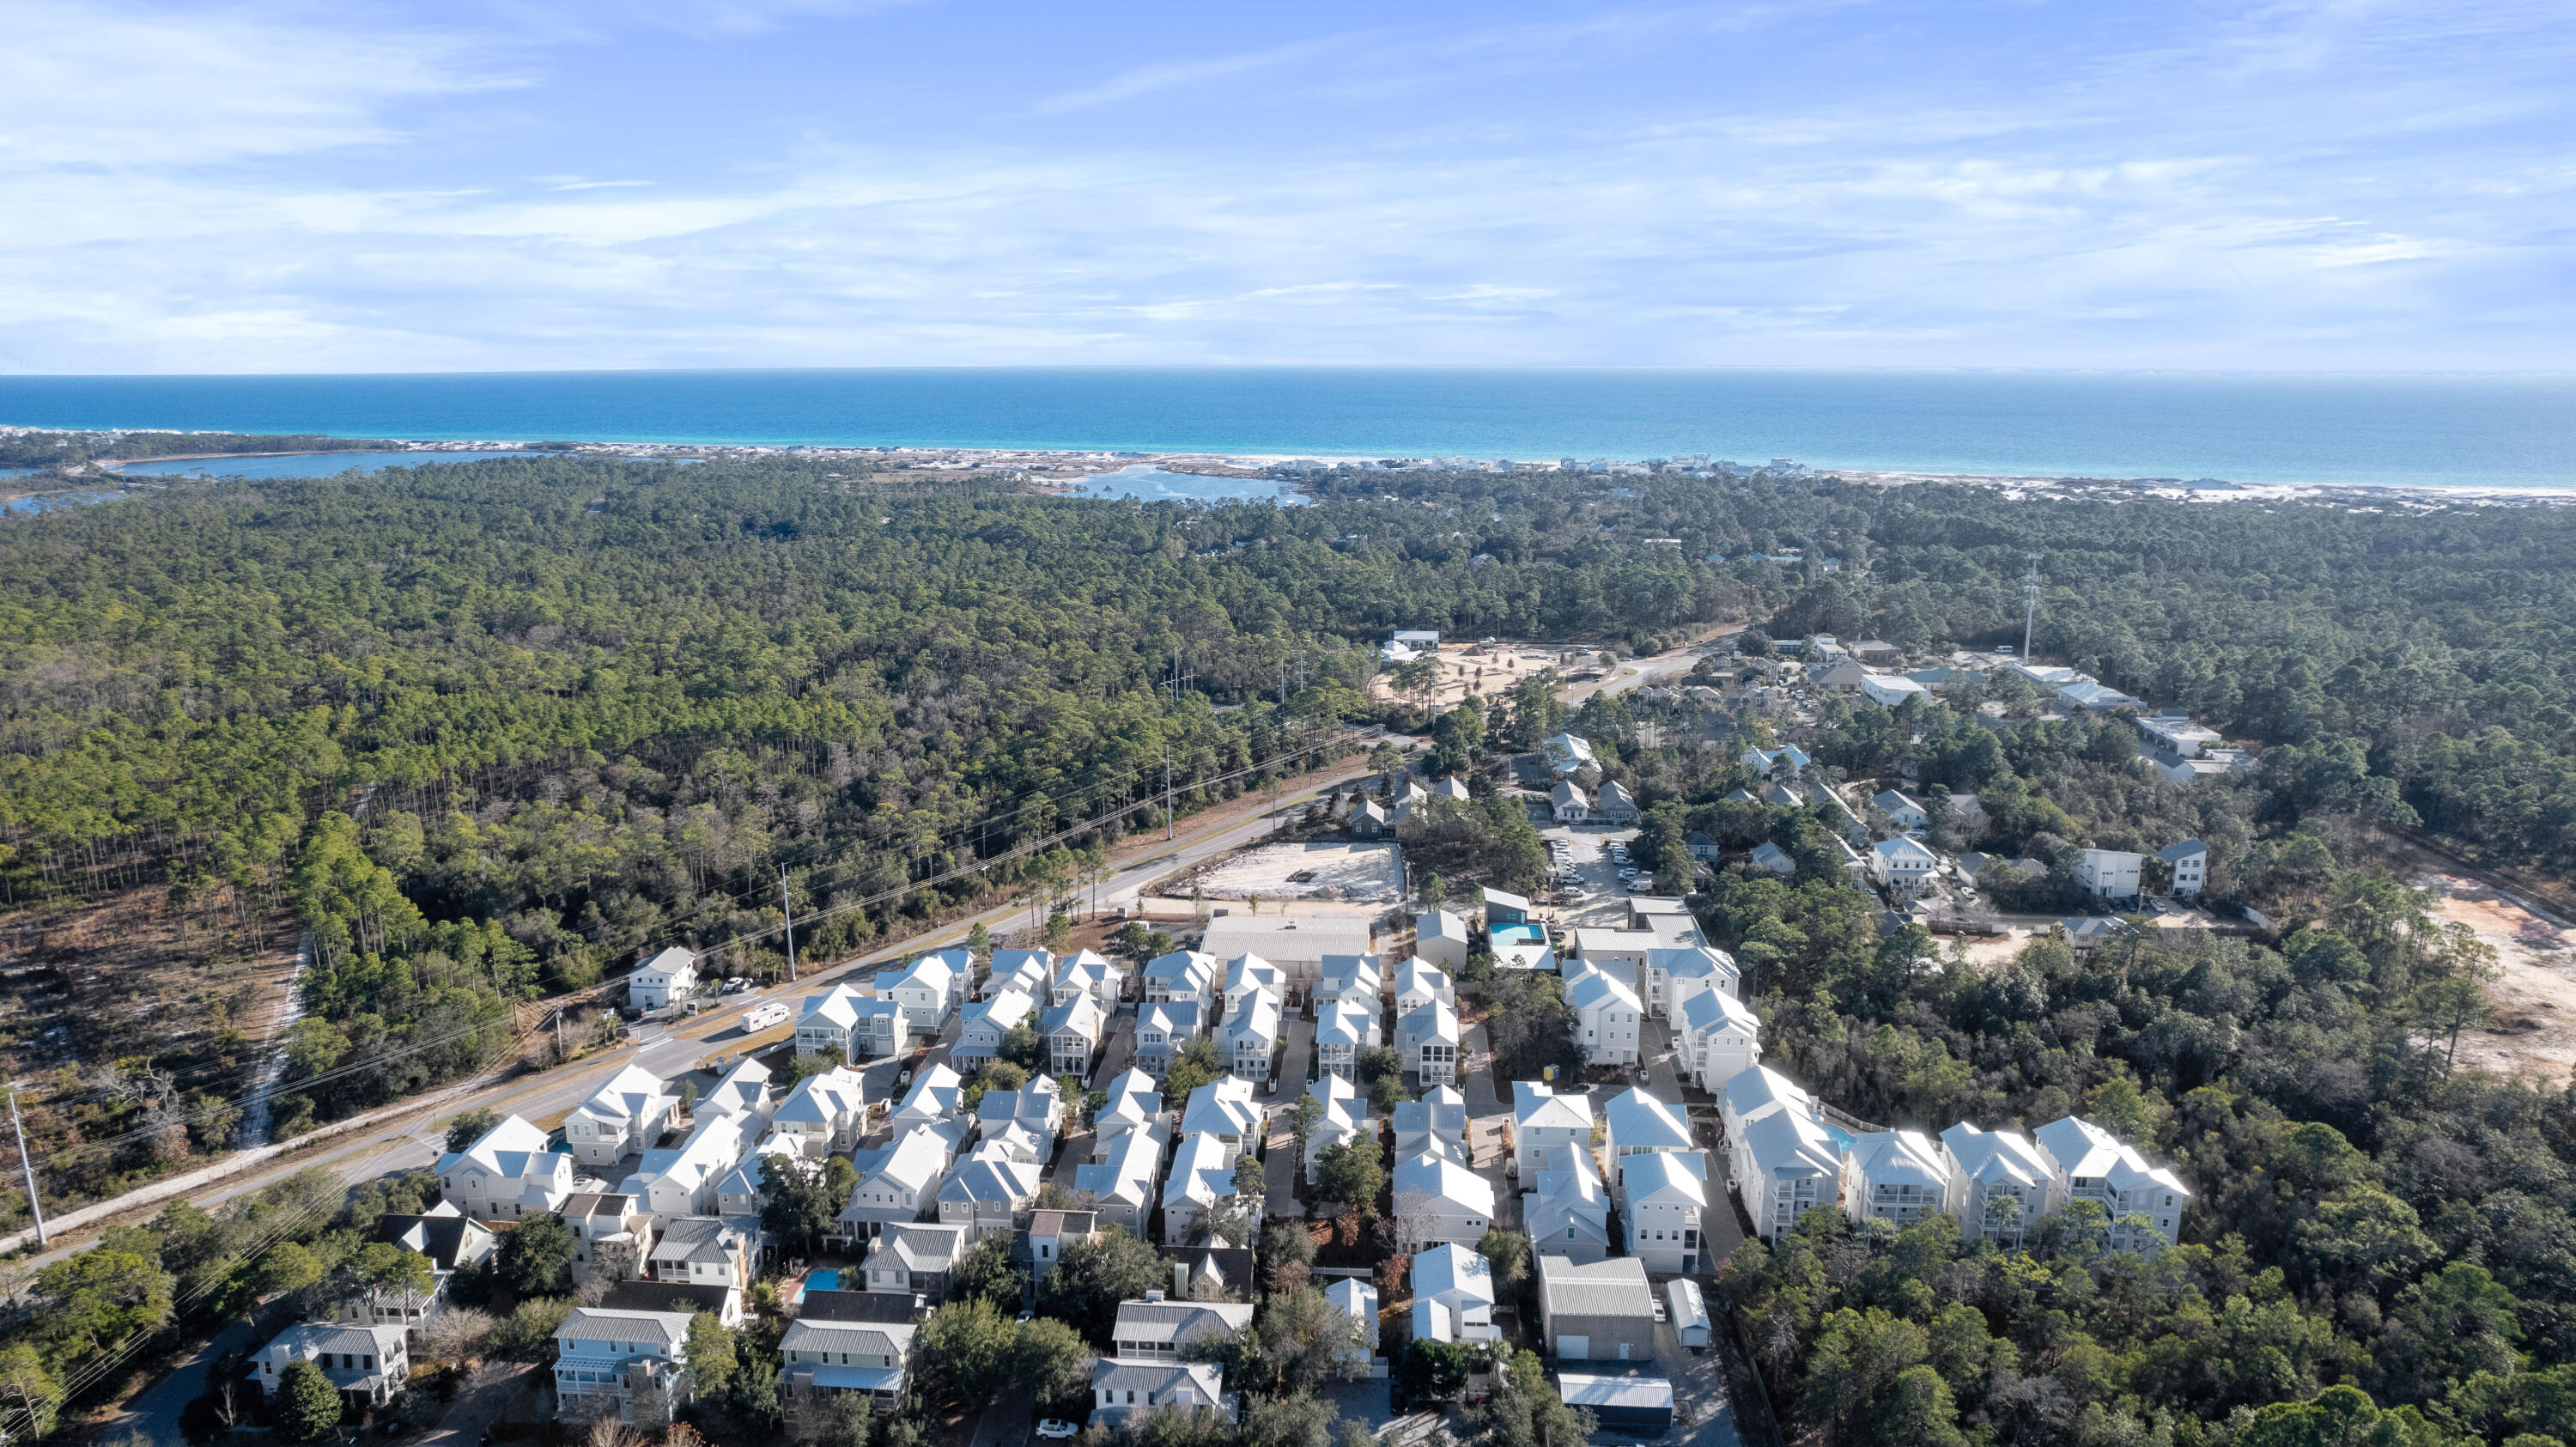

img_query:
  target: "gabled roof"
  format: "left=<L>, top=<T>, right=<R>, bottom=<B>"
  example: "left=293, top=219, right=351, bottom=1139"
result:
left=1392, top=1087, right=1467, bottom=1145
left=437, top=1115, right=562, bottom=1182
left=635, top=945, right=697, bottom=980
left=367, top=1213, right=490, bottom=1271
left=2032, top=1116, right=2192, bottom=1198
left=775, top=1067, right=866, bottom=1127
left=1394, top=1152, right=1497, bottom=1216
left=1522, top=1146, right=1610, bottom=1248
left=894, top=1062, right=963, bottom=1121
left=559, top=1308, right=693, bottom=1351
left=1097, top=1069, right=1163, bottom=1130
left=1040, top=994, right=1106, bottom=1040
left=1316, top=999, right=1376, bottom=1049
left=1092, top=1359, right=1225, bottom=1401
left=1136, top=1000, right=1204, bottom=1043
left=1144, top=949, right=1219, bottom=988
left=1847, top=1129, right=1947, bottom=1191
left=1074, top=1124, right=1168, bottom=1206
left=1224, top=991, right=1283, bottom=1047
left=1162, top=1132, right=1242, bottom=1212
left=702, top=1055, right=774, bottom=1117
left=853, top=1127, right=950, bottom=1197
left=1872, top=789, right=1923, bottom=814
left=1113, top=1299, right=1255, bottom=1347
left=938, top=1146, right=1042, bottom=1207
left=2155, top=839, right=2208, bottom=861
left=1536, top=1255, right=1653, bottom=1320
left=1179, top=1079, right=1261, bottom=1139
left=1740, top=1110, right=1840, bottom=1178
left=961, top=988, right=1035, bottom=1036
left=1513, top=1081, right=1594, bottom=1134
left=1399, top=998, right=1460, bottom=1046
left=1649, top=946, right=1736, bottom=983
left=781, top=1318, right=918, bottom=1359
left=1721, top=1065, right=1812, bottom=1126
left=573, top=1063, right=676, bottom=1125
left=1873, top=836, right=1938, bottom=863
left=1748, top=842, right=1795, bottom=872
left=1565, top=964, right=1640, bottom=1013
left=1940, top=1123, right=2054, bottom=1189
left=651, top=1215, right=750, bottom=1263
left=1604, top=1088, right=1692, bottom=1152
left=865, top=1222, right=971, bottom=1274
left=1412, top=1242, right=1496, bottom=1307
left=975, top=1076, right=1062, bottom=1128
left=1621, top=1149, right=1710, bottom=1207
left=1680, top=988, right=1760, bottom=1037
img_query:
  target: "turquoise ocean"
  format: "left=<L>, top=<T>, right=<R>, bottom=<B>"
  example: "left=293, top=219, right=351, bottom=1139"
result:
left=5, top=368, right=2574, bottom=489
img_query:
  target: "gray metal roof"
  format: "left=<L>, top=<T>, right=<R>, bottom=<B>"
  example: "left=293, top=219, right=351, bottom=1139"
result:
left=1536, top=1254, right=1654, bottom=1320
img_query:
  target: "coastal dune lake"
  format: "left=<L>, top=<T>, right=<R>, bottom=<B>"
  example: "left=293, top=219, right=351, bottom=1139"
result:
left=4, top=368, right=2573, bottom=489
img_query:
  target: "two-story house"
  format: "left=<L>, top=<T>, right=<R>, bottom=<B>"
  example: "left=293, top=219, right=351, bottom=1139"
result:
left=1302, top=1075, right=1371, bottom=1176
left=343, top=1210, right=495, bottom=1332
left=1315, top=955, right=1381, bottom=1014
left=1737, top=1110, right=1841, bottom=1243
left=1842, top=1130, right=1953, bottom=1231
left=1520, top=1145, right=1610, bottom=1264
left=564, top=1064, right=680, bottom=1169
left=1941, top=1123, right=2060, bottom=1248
left=647, top=1216, right=759, bottom=1290
left=1601, top=1088, right=1692, bottom=1189
left=1111, top=1297, right=1255, bottom=1359
left=1133, top=1000, right=1206, bottom=1080
left=617, top=1112, right=752, bottom=1219
left=1176, top=1079, right=1261, bottom=1164
left=1073, top=1124, right=1169, bottom=1240
left=1414, top=909, right=1471, bottom=972
left=1566, top=964, right=1643, bottom=1067
left=1650, top=946, right=1739, bottom=1024
left=1393, top=1086, right=1468, bottom=1163
left=876, top=951, right=966, bottom=1035
left=770, top=1067, right=869, bottom=1155
left=1678, top=989, right=1763, bottom=1090
left=1394, top=957, right=1453, bottom=1017
left=1392, top=1151, right=1496, bottom=1251
left=1093, top=1068, right=1164, bottom=1151
left=781, top=1318, right=916, bottom=1412
left=1161, top=1131, right=1256, bottom=1245
left=698, top=1055, right=775, bottom=1125
left=627, top=945, right=699, bottom=1012
left=256, top=1322, right=410, bottom=1417
left=797, top=985, right=868, bottom=1060
left=2156, top=839, right=2208, bottom=897
left=837, top=1126, right=951, bottom=1237
left=1054, top=949, right=1126, bottom=1009
left=987, top=949, right=1055, bottom=1001
left=559, top=1193, right=648, bottom=1285
left=1141, top=950, right=1218, bottom=1008
left=1410, top=1243, right=1501, bottom=1342
left=1620, top=1151, right=1712, bottom=1273
left=2032, top=1116, right=2191, bottom=1251
left=935, top=1144, right=1042, bottom=1240
left=1398, top=998, right=1461, bottom=1085
left=436, top=1116, right=576, bottom=1221
left=1869, top=836, right=1939, bottom=896
left=952, top=987, right=1036, bottom=1069
left=553, top=1308, right=694, bottom=1422
left=1315, top=999, right=1378, bottom=1080
left=1223, top=990, right=1283, bottom=1083
left=1510, top=1082, right=1594, bottom=1180
left=1041, top=994, right=1108, bottom=1079
left=860, top=1222, right=970, bottom=1298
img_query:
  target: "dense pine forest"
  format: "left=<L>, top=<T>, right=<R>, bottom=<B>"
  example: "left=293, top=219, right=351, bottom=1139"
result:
left=9, top=453, right=2576, bottom=1443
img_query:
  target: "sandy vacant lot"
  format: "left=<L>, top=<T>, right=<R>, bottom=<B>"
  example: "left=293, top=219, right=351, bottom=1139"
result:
left=2420, top=873, right=2576, bottom=1083
left=1191, top=841, right=1406, bottom=903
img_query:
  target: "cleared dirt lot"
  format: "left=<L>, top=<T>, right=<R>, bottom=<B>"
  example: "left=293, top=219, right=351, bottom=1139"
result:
left=1188, top=840, right=1406, bottom=903
left=2420, top=872, right=2576, bottom=1083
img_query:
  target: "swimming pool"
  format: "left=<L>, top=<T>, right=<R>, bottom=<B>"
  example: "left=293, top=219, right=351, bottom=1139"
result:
left=1820, top=1122, right=1858, bottom=1153
left=793, top=1268, right=843, bottom=1304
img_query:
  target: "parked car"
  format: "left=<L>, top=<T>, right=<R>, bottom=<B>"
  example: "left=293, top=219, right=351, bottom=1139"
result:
left=1036, top=1422, right=1078, bottom=1440
left=722, top=977, right=750, bottom=994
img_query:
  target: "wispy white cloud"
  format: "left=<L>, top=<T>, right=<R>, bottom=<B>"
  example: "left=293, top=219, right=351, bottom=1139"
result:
left=0, top=0, right=2570, bottom=372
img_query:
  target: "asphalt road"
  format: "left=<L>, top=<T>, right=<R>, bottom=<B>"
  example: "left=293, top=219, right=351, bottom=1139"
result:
left=23, top=751, right=1379, bottom=1276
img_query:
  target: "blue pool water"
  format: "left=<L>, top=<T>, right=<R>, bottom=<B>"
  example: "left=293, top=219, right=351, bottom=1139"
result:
left=806, top=1268, right=841, bottom=1292
left=1820, top=1122, right=1859, bottom=1153
left=3, top=368, right=2572, bottom=489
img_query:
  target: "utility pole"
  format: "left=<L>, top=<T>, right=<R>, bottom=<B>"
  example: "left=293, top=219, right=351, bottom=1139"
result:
left=8, top=1085, right=45, bottom=1248
left=779, top=866, right=799, bottom=982
left=1163, top=751, right=1176, bottom=841
left=551, top=1008, right=565, bottom=1061
left=2022, top=553, right=2042, bottom=660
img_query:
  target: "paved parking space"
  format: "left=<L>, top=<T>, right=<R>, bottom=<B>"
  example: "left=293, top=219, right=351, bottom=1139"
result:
left=1648, top=1315, right=1747, bottom=1447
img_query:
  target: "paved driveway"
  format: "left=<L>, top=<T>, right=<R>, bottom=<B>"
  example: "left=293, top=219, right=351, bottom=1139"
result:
left=1644, top=1315, right=1747, bottom=1447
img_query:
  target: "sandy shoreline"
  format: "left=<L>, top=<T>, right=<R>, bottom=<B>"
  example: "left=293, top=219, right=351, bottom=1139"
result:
left=7, top=431, right=2569, bottom=509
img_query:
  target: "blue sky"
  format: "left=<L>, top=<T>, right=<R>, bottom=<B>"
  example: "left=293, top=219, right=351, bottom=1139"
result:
left=3, top=0, right=2571, bottom=373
